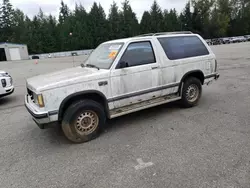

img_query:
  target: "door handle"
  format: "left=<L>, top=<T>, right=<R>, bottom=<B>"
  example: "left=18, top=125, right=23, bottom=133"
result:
left=151, top=66, right=159, bottom=69
left=98, top=81, right=108, bottom=86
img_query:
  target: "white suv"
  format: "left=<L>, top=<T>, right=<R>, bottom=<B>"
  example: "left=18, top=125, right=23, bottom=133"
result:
left=0, top=71, right=14, bottom=98
left=25, top=32, right=219, bottom=143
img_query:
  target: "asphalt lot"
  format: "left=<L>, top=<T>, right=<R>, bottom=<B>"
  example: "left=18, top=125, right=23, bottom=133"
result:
left=1, top=42, right=250, bottom=188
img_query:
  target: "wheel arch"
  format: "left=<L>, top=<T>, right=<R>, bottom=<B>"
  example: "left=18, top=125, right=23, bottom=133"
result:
left=58, top=90, right=110, bottom=121
left=178, top=70, right=205, bottom=93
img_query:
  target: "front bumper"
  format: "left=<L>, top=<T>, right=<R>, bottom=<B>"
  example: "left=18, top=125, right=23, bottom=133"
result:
left=0, top=86, right=14, bottom=97
left=25, top=95, right=57, bottom=129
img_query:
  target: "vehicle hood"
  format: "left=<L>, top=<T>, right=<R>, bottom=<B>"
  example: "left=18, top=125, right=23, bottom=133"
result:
left=0, top=70, right=7, bottom=74
left=26, top=66, right=109, bottom=92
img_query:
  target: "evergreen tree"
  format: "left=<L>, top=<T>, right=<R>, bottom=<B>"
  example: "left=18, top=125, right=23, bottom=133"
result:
left=209, top=5, right=230, bottom=38
left=191, top=0, right=214, bottom=38
left=140, top=11, right=151, bottom=34
left=120, top=0, right=139, bottom=37
left=163, top=9, right=180, bottom=32
left=89, top=2, right=108, bottom=48
left=149, top=0, right=164, bottom=32
left=108, top=1, right=122, bottom=39
left=42, top=15, right=58, bottom=52
left=59, top=0, right=69, bottom=24
left=180, top=1, right=192, bottom=31
left=12, top=9, right=25, bottom=43
left=228, top=0, right=250, bottom=35
left=72, top=4, right=92, bottom=49
left=0, top=0, right=14, bottom=41
left=58, top=1, right=71, bottom=51
left=0, top=0, right=249, bottom=54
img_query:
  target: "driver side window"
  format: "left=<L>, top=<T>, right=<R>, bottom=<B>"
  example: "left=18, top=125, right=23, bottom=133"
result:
left=118, top=41, right=156, bottom=68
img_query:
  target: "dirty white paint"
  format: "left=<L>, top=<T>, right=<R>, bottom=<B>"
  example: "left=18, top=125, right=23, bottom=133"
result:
left=0, top=71, right=14, bottom=96
left=25, top=33, right=218, bottom=124
left=134, top=158, right=154, bottom=170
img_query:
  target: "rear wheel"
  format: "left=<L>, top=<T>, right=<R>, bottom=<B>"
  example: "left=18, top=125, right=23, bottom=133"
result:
left=62, top=99, right=106, bottom=143
left=180, top=77, right=202, bottom=108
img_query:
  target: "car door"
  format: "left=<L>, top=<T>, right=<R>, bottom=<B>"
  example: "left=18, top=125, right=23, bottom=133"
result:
left=110, top=40, right=162, bottom=109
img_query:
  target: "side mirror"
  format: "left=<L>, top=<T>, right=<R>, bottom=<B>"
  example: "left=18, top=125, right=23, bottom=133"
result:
left=119, top=61, right=129, bottom=68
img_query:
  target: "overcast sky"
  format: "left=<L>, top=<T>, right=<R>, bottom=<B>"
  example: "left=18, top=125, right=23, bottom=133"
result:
left=11, top=0, right=188, bottom=21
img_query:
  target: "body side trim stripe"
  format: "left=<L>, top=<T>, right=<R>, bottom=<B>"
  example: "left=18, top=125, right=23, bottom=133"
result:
left=107, top=82, right=179, bottom=102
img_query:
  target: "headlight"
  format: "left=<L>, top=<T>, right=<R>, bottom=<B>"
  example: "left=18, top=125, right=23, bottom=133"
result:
left=0, top=73, right=8, bottom=77
left=34, top=94, right=44, bottom=107
left=37, top=94, right=45, bottom=107
left=1, top=79, right=6, bottom=87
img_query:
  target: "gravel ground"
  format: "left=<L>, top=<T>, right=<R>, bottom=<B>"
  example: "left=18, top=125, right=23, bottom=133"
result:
left=0, top=42, right=250, bottom=188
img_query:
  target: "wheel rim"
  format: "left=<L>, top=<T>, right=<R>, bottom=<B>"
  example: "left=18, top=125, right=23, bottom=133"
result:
left=186, top=84, right=199, bottom=102
left=75, top=110, right=99, bottom=135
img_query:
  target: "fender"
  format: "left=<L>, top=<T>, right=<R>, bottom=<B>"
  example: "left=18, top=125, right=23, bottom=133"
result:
left=58, top=90, right=110, bottom=121
left=178, top=70, right=205, bottom=93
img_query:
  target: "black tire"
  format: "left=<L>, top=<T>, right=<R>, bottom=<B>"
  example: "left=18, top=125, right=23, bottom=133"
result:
left=62, top=99, right=106, bottom=143
left=180, top=77, right=202, bottom=108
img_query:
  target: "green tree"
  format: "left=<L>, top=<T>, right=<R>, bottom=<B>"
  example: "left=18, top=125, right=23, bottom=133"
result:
left=89, top=2, right=108, bottom=48
left=149, top=0, right=164, bottom=32
left=140, top=11, right=151, bottom=34
left=28, top=15, right=43, bottom=53
left=228, top=0, right=250, bottom=35
left=108, top=1, right=122, bottom=39
left=209, top=5, right=230, bottom=38
left=72, top=4, right=92, bottom=49
left=59, top=0, right=69, bottom=25
left=180, top=1, right=192, bottom=31
left=163, top=9, right=180, bottom=32
left=1, top=0, right=250, bottom=54
left=0, top=0, right=14, bottom=42
left=208, top=0, right=231, bottom=37
left=58, top=1, right=71, bottom=51
left=12, top=9, right=25, bottom=43
left=191, top=0, right=214, bottom=38
left=42, top=15, right=58, bottom=52
left=120, top=0, right=139, bottom=37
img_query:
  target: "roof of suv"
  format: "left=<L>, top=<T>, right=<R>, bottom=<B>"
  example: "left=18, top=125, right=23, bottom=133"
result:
left=104, top=31, right=195, bottom=44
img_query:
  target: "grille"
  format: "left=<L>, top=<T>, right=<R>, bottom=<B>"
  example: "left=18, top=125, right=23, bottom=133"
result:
left=27, top=88, right=34, bottom=101
left=1, top=79, right=6, bottom=87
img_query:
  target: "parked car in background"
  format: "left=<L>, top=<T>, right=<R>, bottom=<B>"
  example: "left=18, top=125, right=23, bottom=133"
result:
left=221, top=38, right=231, bottom=44
left=31, top=55, right=40, bottom=59
left=237, top=36, right=247, bottom=42
left=230, top=36, right=247, bottom=43
left=0, top=71, right=14, bottom=98
left=25, top=31, right=220, bottom=143
left=211, top=38, right=222, bottom=45
left=244, top=35, right=250, bottom=41
left=205, top=39, right=212, bottom=45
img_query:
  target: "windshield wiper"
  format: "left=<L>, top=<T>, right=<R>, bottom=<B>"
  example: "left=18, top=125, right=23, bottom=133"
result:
left=84, top=63, right=100, bottom=70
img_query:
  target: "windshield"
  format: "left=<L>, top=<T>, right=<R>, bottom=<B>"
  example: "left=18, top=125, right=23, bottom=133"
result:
left=84, top=42, right=124, bottom=69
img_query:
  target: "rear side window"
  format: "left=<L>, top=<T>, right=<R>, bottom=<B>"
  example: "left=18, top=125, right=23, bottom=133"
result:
left=158, top=36, right=209, bottom=60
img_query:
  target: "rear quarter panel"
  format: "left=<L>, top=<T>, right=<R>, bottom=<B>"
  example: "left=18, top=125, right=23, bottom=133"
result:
left=155, top=34, right=216, bottom=89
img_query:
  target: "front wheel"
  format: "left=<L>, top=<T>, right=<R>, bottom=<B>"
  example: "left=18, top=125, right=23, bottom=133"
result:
left=180, top=77, right=202, bottom=108
left=62, top=99, right=106, bottom=143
